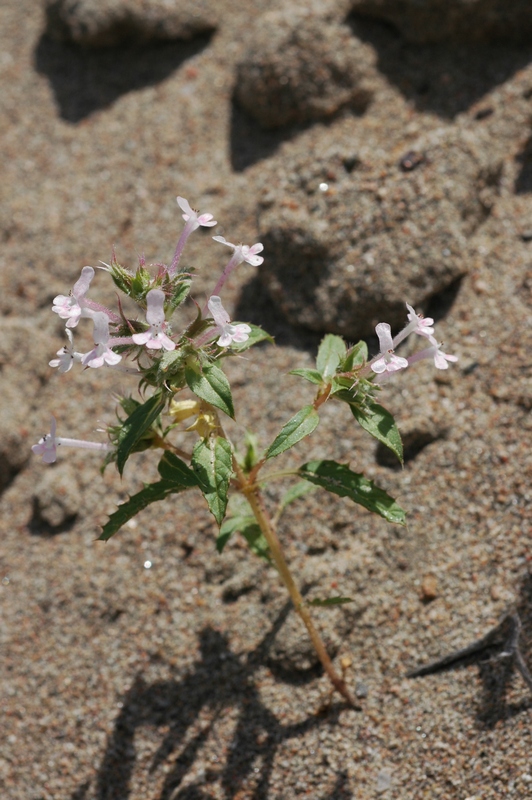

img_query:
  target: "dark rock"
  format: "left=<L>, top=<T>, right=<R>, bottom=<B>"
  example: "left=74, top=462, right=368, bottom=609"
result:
left=235, top=8, right=375, bottom=129
left=44, top=0, right=217, bottom=47
left=257, top=127, right=501, bottom=339
left=348, top=0, right=532, bottom=43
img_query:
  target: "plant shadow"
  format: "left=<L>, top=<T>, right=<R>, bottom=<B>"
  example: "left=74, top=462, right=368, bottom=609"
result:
left=70, top=601, right=354, bottom=799
left=34, top=33, right=213, bottom=123
left=348, top=16, right=532, bottom=120
left=408, top=571, right=532, bottom=729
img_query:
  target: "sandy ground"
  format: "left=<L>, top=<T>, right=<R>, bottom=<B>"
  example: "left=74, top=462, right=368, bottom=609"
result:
left=1, top=1, right=532, bottom=798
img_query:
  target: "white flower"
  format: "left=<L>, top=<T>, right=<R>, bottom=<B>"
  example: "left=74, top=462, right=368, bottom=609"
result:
left=32, top=416, right=111, bottom=464
left=212, top=236, right=264, bottom=267
left=371, top=323, right=409, bottom=375
left=82, top=312, right=122, bottom=368
left=52, top=266, right=95, bottom=328
left=177, top=196, right=217, bottom=231
left=132, top=289, right=175, bottom=351
left=207, top=296, right=251, bottom=347
left=49, top=329, right=84, bottom=374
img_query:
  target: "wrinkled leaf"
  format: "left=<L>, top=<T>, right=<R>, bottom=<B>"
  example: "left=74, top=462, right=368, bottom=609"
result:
left=350, top=400, right=403, bottom=465
left=157, top=451, right=199, bottom=487
left=265, top=405, right=320, bottom=460
left=316, top=334, right=346, bottom=379
left=186, top=363, right=234, bottom=419
left=307, top=596, right=354, bottom=607
left=99, top=480, right=181, bottom=541
left=298, top=459, right=406, bottom=525
left=289, top=368, right=324, bottom=386
left=340, top=341, right=368, bottom=371
left=116, top=393, right=166, bottom=476
left=192, top=437, right=233, bottom=525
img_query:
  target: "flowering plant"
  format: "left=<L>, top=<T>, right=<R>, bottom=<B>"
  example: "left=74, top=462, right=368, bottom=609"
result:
left=33, top=196, right=457, bottom=706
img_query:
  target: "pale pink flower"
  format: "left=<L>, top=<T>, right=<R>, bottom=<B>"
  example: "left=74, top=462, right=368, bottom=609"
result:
left=168, top=196, right=217, bottom=277
left=52, top=266, right=94, bottom=328
left=177, top=196, right=217, bottom=230
left=407, top=340, right=459, bottom=370
left=49, top=329, right=84, bottom=374
left=393, top=303, right=435, bottom=347
left=371, top=323, right=409, bottom=375
left=32, top=416, right=111, bottom=464
left=207, top=296, right=251, bottom=347
left=212, top=236, right=264, bottom=267
left=132, top=289, right=175, bottom=351
left=82, top=312, right=122, bottom=368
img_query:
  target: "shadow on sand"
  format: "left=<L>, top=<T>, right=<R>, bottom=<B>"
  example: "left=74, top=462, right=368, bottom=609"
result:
left=70, top=601, right=355, bottom=799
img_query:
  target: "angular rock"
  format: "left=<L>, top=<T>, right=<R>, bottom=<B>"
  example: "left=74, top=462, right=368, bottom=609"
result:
left=348, top=0, right=532, bottom=43
left=257, top=127, right=501, bottom=339
left=44, top=0, right=217, bottom=47
left=235, top=8, right=375, bottom=129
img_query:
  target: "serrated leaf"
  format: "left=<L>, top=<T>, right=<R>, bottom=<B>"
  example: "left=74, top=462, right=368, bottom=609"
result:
left=99, top=480, right=180, bottom=541
left=217, top=515, right=271, bottom=562
left=350, top=400, right=403, bottom=465
left=340, top=341, right=368, bottom=371
left=307, top=596, right=354, bottom=607
left=157, top=451, right=199, bottom=487
left=116, top=393, right=166, bottom=476
left=265, top=405, right=320, bottom=460
left=289, top=368, right=324, bottom=386
left=230, top=324, right=274, bottom=352
left=298, top=459, right=406, bottom=525
left=192, top=437, right=233, bottom=525
left=316, top=335, right=347, bottom=379
left=186, top=363, right=234, bottom=418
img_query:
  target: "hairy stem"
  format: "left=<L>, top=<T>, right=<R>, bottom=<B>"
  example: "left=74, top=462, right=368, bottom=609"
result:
left=234, top=462, right=358, bottom=708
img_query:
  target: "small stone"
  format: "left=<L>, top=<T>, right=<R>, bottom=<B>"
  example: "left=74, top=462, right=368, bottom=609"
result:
left=421, top=574, right=438, bottom=602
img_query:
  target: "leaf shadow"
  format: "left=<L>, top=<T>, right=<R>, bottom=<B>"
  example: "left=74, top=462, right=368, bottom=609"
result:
left=33, top=33, right=213, bottom=123
left=407, top=571, right=532, bottom=729
left=70, top=601, right=355, bottom=800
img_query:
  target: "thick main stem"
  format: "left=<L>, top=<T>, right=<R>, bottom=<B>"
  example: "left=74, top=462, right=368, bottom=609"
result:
left=238, top=471, right=358, bottom=708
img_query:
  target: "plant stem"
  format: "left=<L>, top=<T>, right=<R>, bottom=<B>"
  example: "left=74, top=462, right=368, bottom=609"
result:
left=235, top=464, right=358, bottom=708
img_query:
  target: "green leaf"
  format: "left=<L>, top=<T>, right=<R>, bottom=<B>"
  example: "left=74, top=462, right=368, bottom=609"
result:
left=116, top=393, right=166, bottom=476
left=157, top=451, right=199, bottom=487
left=277, top=481, right=317, bottom=517
left=307, top=596, right=354, bottom=607
left=186, top=363, right=234, bottom=419
left=316, top=335, right=346, bottom=378
left=289, top=368, right=324, bottom=386
left=298, top=460, right=406, bottom=525
left=239, top=430, right=261, bottom=473
left=230, top=324, right=274, bottom=352
left=216, top=514, right=253, bottom=552
left=340, top=341, right=368, bottom=371
left=350, top=400, right=403, bottom=465
left=192, top=437, right=233, bottom=525
left=265, top=405, right=320, bottom=460
left=99, top=480, right=179, bottom=541
left=168, top=275, right=191, bottom=310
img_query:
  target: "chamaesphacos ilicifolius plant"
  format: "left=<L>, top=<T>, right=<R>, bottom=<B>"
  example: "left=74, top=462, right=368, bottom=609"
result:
left=33, top=195, right=458, bottom=706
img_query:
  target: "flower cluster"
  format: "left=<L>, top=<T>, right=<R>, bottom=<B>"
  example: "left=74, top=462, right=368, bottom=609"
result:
left=369, top=303, right=457, bottom=381
left=34, top=196, right=458, bottom=465
left=36, top=196, right=264, bottom=462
